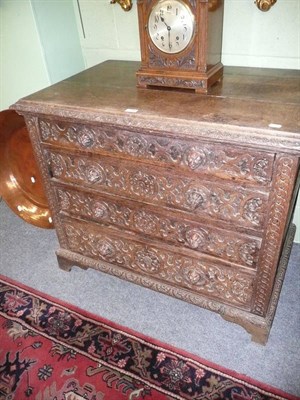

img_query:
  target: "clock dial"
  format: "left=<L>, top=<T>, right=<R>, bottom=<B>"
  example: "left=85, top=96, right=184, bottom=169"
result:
left=148, top=0, right=194, bottom=54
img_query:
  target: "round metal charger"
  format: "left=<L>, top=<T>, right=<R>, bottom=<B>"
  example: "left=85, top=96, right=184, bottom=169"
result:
left=0, top=109, right=53, bottom=229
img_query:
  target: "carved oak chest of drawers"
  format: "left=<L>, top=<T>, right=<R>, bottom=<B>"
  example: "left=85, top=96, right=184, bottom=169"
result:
left=13, top=61, right=300, bottom=344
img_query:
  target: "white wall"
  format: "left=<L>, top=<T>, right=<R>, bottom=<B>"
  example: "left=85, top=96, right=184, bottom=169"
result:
left=0, top=0, right=50, bottom=110
left=222, top=0, right=300, bottom=69
left=73, top=0, right=140, bottom=68
left=31, top=0, right=85, bottom=84
left=0, top=0, right=85, bottom=111
left=75, top=0, right=300, bottom=70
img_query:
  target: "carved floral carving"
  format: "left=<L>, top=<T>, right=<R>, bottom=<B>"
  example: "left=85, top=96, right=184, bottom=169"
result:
left=183, top=266, right=207, bottom=286
left=133, top=210, right=157, bottom=235
left=97, top=240, right=115, bottom=258
left=93, top=201, right=109, bottom=219
left=55, top=187, right=260, bottom=267
left=85, top=164, right=106, bottom=183
left=124, top=136, right=147, bottom=156
left=138, top=76, right=205, bottom=89
left=63, top=220, right=253, bottom=306
left=185, top=147, right=210, bottom=169
left=243, top=198, right=263, bottom=225
left=130, top=171, right=158, bottom=196
left=186, top=188, right=207, bottom=209
left=39, top=119, right=274, bottom=185
left=77, top=128, right=96, bottom=148
left=49, top=151, right=267, bottom=229
left=148, top=45, right=196, bottom=70
left=135, top=250, right=161, bottom=273
left=185, top=229, right=207, bottom=249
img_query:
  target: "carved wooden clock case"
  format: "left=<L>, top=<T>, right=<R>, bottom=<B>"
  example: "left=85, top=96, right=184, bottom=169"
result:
left=136, top=0, right=224, bottom=92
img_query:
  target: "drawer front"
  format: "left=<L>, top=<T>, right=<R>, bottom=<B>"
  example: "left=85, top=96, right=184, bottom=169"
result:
left=48, top=149, right=269, bottom=230
left=55, top=185, right=261, bottom=269
left=61, top=217, right=255, bottom=309
left=39, top=118, right=275, bottom=185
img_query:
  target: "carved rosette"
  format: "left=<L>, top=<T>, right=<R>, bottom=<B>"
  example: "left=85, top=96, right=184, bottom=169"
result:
left=84, top=164, right=106, bottom=184
left=185, top=147, right=209, bottom=170
left=63, top=220, right=254, bottom=306
left=183, top=266, right=207, bottom=287
left=133, top=210, right=157, bottom=235
left=185, top=187, right=207, bottom=210
left=77, top=127, right=96, bottom=148
left=93, top=201, right=109, bottom=219
left=135, top=250, right=161, bottom=274
left=40, top=119, right=274, bottom=185
left=97, top=240, right=115, bottom=258
left=185, top=228, right=207, bottom=249
left=124, top=136, right=147, bottom=156
left=130, top=171, right=158, bottom=197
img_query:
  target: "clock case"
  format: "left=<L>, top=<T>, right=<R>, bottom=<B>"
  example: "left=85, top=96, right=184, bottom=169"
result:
left=136, top=0, right=224, bottom=93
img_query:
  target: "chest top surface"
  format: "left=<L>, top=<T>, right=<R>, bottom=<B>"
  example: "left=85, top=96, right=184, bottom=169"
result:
left=13, top=60, right=300, bottom=153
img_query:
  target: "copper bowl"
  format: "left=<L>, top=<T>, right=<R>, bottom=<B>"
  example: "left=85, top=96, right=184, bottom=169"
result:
left=0, top=109, right=53, bottom=229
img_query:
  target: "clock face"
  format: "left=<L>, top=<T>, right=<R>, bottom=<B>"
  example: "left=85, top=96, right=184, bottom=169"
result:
left=148, top=0, right=195, bottom=54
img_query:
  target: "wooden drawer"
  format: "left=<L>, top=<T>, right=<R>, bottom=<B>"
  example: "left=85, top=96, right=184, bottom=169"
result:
left=54, top=184, right=261, bottom=269
left=39, top=118, right=275, bottom=185
left=47, top=148, right=270, bottom=231
left=60, top=216, right=255, bottom=310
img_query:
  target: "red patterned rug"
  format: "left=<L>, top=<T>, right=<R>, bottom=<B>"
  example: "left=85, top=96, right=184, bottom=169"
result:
left=0, top=274, right=297, bottom=400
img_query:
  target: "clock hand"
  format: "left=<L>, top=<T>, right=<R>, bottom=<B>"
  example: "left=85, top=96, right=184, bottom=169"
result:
left=160, top=17, right=172, bottom=49
left=160, top=16, right=169, bottom=28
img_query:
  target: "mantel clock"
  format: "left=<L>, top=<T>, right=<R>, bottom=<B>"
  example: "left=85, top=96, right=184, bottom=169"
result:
left=136, top=0, right=224, bottom=93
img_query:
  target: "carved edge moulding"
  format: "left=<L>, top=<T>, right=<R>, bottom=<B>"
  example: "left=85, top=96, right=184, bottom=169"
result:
left=15, top=105, right=300, bottom=154
left=252, top=156, right=299, bottom=316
